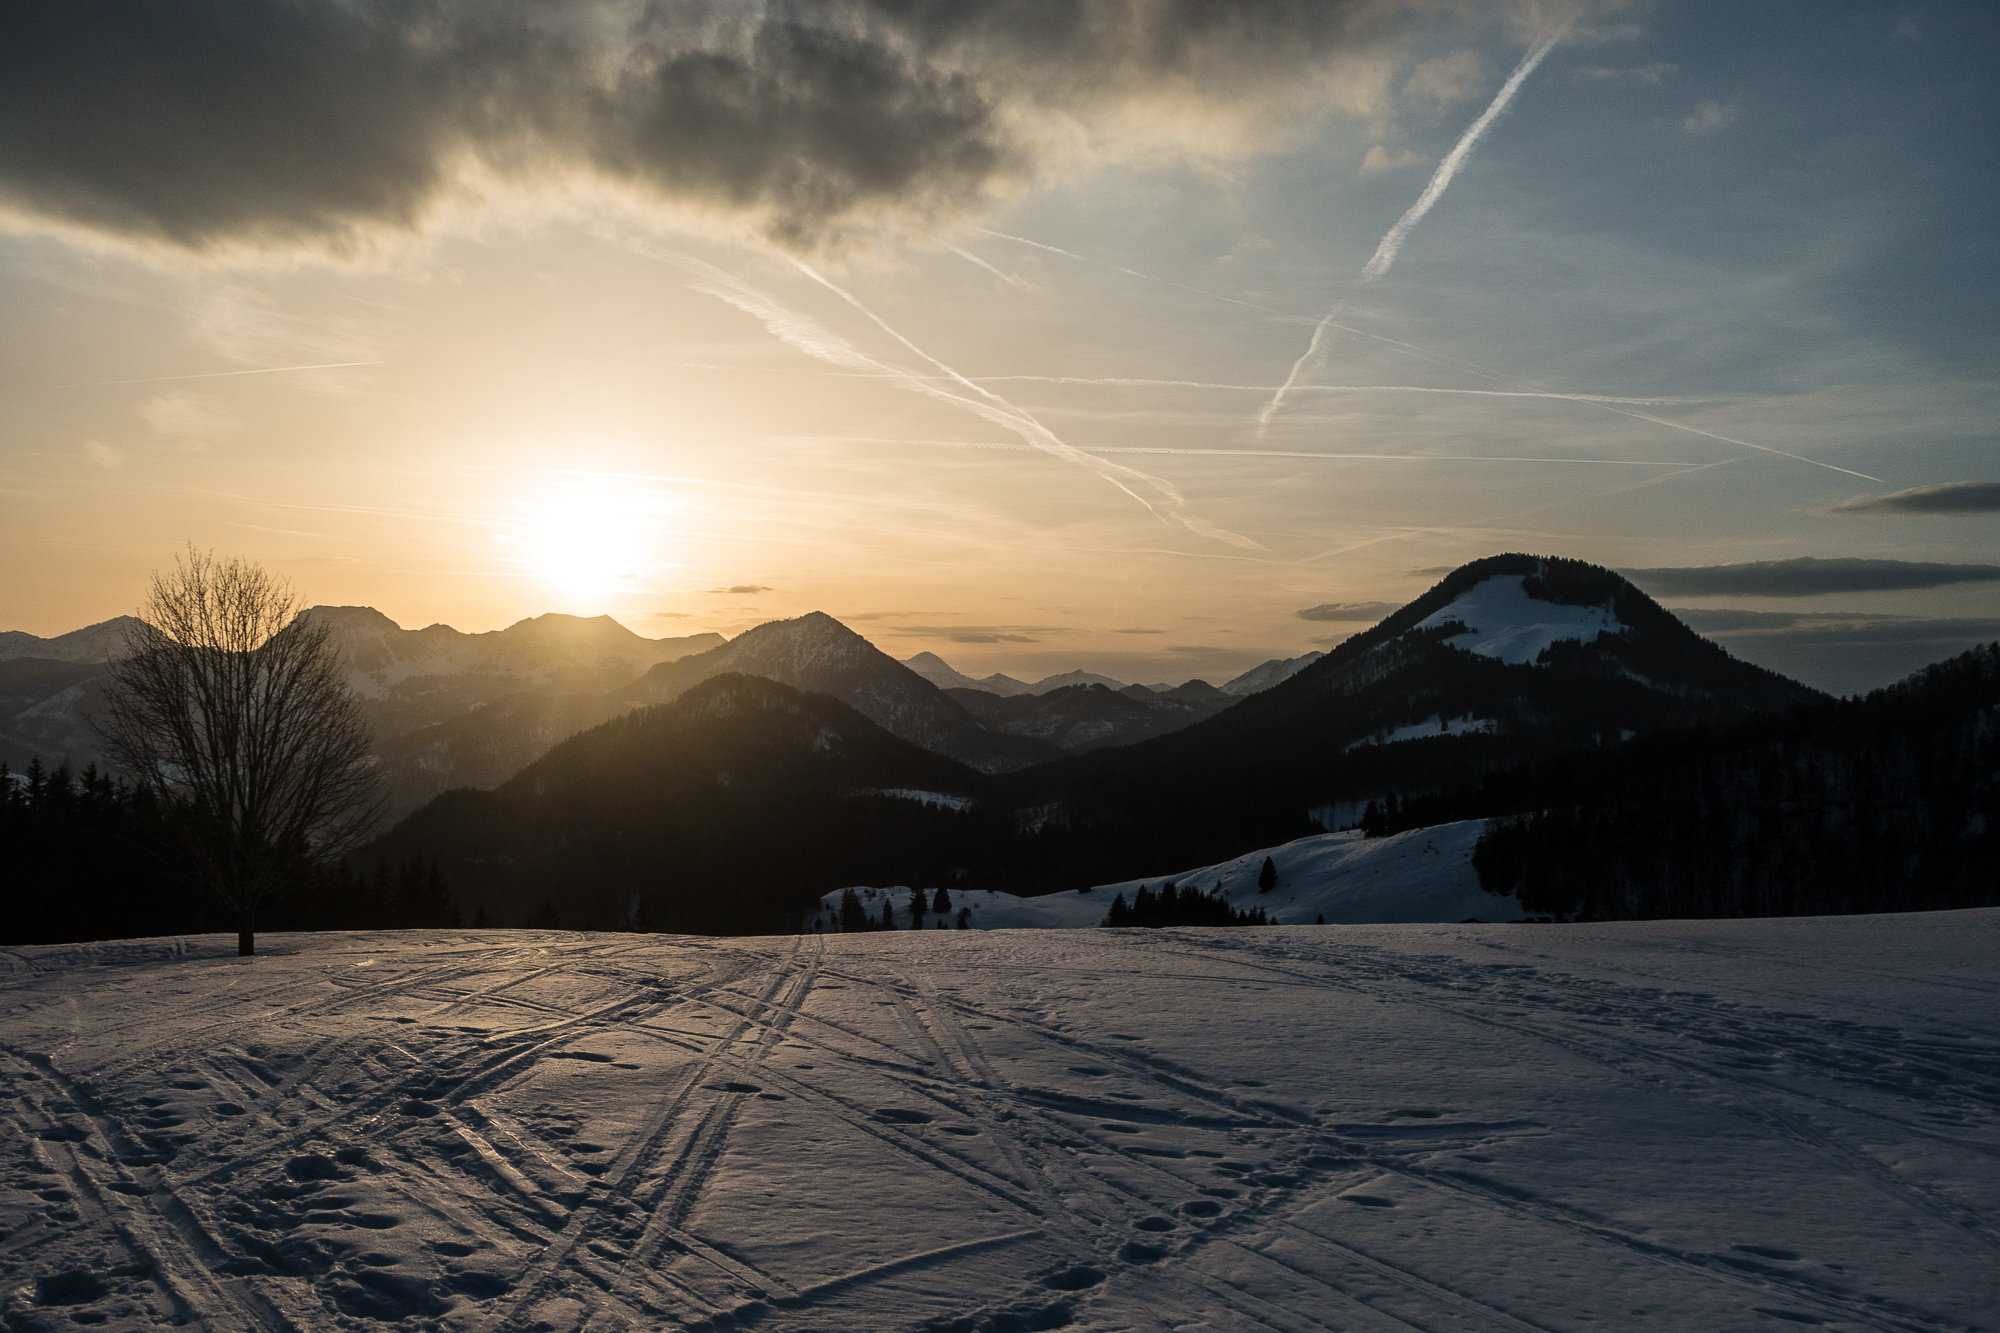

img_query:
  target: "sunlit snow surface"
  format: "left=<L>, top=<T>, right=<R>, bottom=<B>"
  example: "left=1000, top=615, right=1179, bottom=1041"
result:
left=1412, top=574, right=1624, bottom=664
left=4, top=919, right=1997, bottom=1331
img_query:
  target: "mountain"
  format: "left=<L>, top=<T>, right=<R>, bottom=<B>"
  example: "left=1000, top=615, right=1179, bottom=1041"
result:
left=1472, top=642, right=2000, bottom=920
left=369, top=612, right=1059, bottom=816
left=946, top=680, right=1236, bottom=752
left=617, top=613, right=1058, bottom=772
left=305, top=606, right=724, bottom=739
left=982, top=554, right=1826, bottom=893
left=902, top=652, right=1034, bottom=696
left=367, top=674, right=994, bottom=932
left=0, top=658, right=116, bottom=772
left=0, top=607, right=726, bottom=783
left=1220, top=652, right=1325, bottom=696
left=906, top=650, right=1328, bottom=701
left=0, top=616, right=146, bottom=665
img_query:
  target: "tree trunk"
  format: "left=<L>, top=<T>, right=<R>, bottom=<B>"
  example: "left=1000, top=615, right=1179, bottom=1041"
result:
left=238, top=929, right=255, bottom=956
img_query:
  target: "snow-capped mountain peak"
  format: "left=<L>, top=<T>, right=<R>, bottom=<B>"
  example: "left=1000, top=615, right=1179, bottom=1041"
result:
left=1410, top=572, right=1625, bottom=665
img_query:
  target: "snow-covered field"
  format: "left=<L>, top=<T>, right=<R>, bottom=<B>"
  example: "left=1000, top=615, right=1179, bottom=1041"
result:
left=812, top=821, right=1515, bottom=932
left=4, top=915, right=1996, bottom=1332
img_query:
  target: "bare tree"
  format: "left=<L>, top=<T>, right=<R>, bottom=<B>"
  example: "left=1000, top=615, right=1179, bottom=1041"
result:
left=100, top=548, right=381, bottom=955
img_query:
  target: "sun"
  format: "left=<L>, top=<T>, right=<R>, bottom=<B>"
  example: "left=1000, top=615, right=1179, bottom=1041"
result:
left=510, top=490, right=659, bottom=604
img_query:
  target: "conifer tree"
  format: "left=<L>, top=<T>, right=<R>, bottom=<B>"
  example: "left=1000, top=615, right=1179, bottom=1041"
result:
left=879, top=897, right=895, bottom=930
left=1258, top=856, right=1278, bottom=893
left=839, top=888, right=867, bottom=933
left=908, top=887, right=926, bottom=926
left=931, top=886, right=951, bottom=914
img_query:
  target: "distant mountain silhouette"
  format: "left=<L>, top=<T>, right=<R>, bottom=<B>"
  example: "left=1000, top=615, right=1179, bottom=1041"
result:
left=366, top=674, right=991, bottom=932
left=305, top=605, right=724, bottom=739
left=370, top=611, right=1059, bottom=816
left=946, top=681, right=1235, bottom=752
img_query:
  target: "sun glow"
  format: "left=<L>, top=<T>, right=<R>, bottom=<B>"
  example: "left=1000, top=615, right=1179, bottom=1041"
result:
left=503, top=486, right=667, bottom=605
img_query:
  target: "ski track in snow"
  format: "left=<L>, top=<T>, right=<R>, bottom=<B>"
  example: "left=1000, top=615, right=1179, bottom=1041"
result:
left=1, top=917, right=1996, bottom=1332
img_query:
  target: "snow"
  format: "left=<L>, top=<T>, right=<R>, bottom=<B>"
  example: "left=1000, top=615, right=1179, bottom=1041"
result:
left=1343, top=712, right=1498, bottom=751
left=3, top=916, right=1995, bottom=1331
left=1094, top=820, right=1517, bottom=924
left=1412, top=574, right=1624, bottom=665
left=855, top=788, right=976, bottom=812
left=814, top=823, right=1512, bottom=930
left=807, top=885, right=1105, bottom=931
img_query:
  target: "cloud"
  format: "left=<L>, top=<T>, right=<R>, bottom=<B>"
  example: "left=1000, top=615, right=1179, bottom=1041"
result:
left=709, top=584, right=774, bottom=594
left=1681, top=100, right=1739, bottom=135
left=647, top=611, right=692, bottom=619
left=1826, top=482, right=2000, bottom=515
left=81, top=440, right=123, bottom=470
left=1114, top=628, right=1165, bottom=635
left=1675, top=608, right=2000, bottom=645
left=890, top=622, right=1067, bottom=643
left=1403, top=51, right=1481, bottom=105
left=1361, top=145, right=1425, bottom=173
left=1297, top=600, right=1400, bottom=621
left=140, top=389, right=238, bottom=444
left=1624, top=557, right=2000, bottom=597
left=0, top=0, right=1450, bottom=256
left=1575, top=63, right=1676, bottom=84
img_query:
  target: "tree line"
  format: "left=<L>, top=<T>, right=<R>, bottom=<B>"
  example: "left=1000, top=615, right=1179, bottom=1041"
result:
left=1468, top=643, right=2000, bottom=919
left=1, top=760, right=459, bottom=945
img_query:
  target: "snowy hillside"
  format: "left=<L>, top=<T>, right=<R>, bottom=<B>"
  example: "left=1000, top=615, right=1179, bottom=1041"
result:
left=1410, top=573, right=1625, bottom=664
left=3, top=917, right=1994, bottom=1331
left=1095, top=820, right=1518, bottom=924
left=815, top=821, right=1517, bottom=930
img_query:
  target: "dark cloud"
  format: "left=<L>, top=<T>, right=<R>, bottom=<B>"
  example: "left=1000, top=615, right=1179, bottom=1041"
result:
left=709, top=584, right=774, bottom=594
left=1678, top=612, right=2000, bottom=697
left=1297, top=600, right=1400, bottom=621
left=1675, top=610, right=2000, bottom=644
left=0, top=0, right=1420, bottom=254
left=1114, top=628, right=1165, bottom=635
left=1825, top=482, right=2000, bottom=515
left=943, top=632, right=1037, bottom=644
left=1622, top=557, right=2000, bottom=598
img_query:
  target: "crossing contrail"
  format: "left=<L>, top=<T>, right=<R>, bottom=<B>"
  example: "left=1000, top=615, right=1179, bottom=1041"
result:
left=652, top=248, right=1262, bottom=548
left=1259, top=303, right=1344, bottom=427
left=942, top=242, right=1028, bottom=289
left=1360, top=33, right=1561, bottom=282
left=787, top=258, right=1264, bottom=549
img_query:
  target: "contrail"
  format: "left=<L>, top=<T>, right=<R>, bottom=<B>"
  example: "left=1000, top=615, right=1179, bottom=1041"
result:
left=977, top=228, right=1309, bottom=321
left=1253, top=33, right=1560, bottom=428
left=942, top=242, right=1027, bottom=290
left=1259, top=304, right=1343, bottom=427
left=1360, top=33, right=1561, bottom=282
left=1585, top=402, right=1882, bottom=481
left=803, top=436, right=1700, bottom=466
left=966, top=376, right=1706, bottom=406
left=654, top=249, right=1261, bottom=548
left=787, top=258, right=1264, bottom=550
left=40, top=361, right=380, bottom=389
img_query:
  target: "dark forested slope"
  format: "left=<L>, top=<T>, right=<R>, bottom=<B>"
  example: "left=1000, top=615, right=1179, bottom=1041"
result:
left=364, top=674, right=999, bottom=932
left=1473, top=643, right=2000, bottom=919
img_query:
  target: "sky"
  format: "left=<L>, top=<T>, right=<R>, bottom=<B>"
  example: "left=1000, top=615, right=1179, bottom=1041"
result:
left=2, top=0, right=1996, bottom=694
